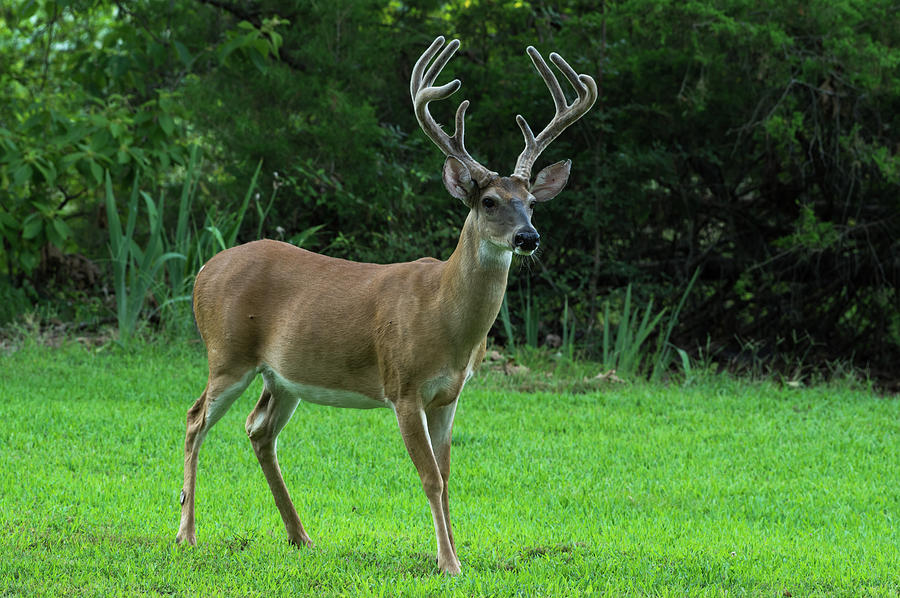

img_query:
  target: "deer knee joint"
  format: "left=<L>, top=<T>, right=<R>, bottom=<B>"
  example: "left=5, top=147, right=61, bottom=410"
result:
left=246, top=409, right=270, bottom=441
left=422, top=474, right=444, bottom=498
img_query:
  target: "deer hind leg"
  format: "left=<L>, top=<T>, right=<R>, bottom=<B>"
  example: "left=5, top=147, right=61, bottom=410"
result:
left=176, top=368, right=256, bottom=545
left=245, top=380, right=311, bottom=548
left=395, top=401, right=461, bottom=575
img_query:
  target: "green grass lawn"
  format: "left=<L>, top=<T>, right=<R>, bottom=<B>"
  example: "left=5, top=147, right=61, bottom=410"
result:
left=1, top=340, right=898, bottom=596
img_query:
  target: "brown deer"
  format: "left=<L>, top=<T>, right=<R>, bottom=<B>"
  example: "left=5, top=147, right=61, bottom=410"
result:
left=175, top=36, right=596, bottom=575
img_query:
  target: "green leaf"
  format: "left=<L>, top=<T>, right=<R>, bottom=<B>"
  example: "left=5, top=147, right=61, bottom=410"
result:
left=251, top=38, right=270, bottom=58
left=33, top=159, right=57, bottom=186
left=12, top=163, right=33, bottom=187
left=159, top=114, right=174, bottom=136
left=51, top=218, right=73, bottom=243
left=205, top=225, right=227, bottom=252
left=89, top=160, right=103, bottom=185
left=249, top=48, right=267, bottom=73
left=218, top=36, right=243, bottom=64
left=21, top=214, right=43, bottom=240
left=17, top=0, right=39, bottom=23
left=61, top=152, right=86, bottom=169
left=174, top=41, right=193, bottom=66
left=269, top=31, right=283, bottom=55
left=288, top=224, right=325, bottom=248
left=19, top=250, right=38, bottom=273
left=0, top=211, right=17, bottom=231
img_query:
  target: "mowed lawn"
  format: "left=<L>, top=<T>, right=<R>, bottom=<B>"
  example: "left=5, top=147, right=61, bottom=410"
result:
left=0, top=341, right=898, bottom=596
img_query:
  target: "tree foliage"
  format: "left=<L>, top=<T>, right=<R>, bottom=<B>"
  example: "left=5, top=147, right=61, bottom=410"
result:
left=0, top=0, right=281, bottom=279
left=2, top=0, right=898, bottom=377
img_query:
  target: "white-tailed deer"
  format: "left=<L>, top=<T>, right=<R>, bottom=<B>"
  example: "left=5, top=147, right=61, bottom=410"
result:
left=175, top=36, right=596, bottom=575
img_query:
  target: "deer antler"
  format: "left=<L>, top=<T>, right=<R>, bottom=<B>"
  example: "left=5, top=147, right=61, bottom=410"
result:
left=410, top=36, right=497, bottom=187
left=512, top=47, right=598, bottom=183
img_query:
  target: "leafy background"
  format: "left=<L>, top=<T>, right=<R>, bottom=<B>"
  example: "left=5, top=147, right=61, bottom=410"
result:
left=1, top=0, right=898, bottom=383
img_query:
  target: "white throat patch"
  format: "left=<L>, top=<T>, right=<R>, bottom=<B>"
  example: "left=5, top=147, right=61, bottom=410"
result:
left=478, top=239, right=513, bottom=269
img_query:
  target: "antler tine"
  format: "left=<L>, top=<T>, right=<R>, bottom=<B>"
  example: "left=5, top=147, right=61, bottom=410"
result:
left=411, top=36, right=497, bottom=187
left=423, top=39, right=460, bottom=89
left=527, top=47, right=568, bottom=114
left=410, top=37, right=455, bottom=100
left=512, top=46, right=598, bottom=182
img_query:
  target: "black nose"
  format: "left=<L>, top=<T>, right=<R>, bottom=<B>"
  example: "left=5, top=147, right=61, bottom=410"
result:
left=514, top=230, right=540, bottom=252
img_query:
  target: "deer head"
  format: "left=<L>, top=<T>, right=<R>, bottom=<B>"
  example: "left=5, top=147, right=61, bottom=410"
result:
left=410, top=36, right=598, bottom=256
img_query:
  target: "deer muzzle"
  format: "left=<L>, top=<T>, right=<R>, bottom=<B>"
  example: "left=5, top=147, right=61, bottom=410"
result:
left=514, top=229, right=540, bottom=254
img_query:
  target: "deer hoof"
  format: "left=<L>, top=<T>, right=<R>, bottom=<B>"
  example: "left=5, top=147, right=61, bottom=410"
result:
left=439, top=557, right=461, bottom=576
left=288, top=535, right=314, bottom=549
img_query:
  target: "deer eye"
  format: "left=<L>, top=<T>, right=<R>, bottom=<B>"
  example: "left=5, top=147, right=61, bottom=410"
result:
left=482, top=197, right=496, bottom=209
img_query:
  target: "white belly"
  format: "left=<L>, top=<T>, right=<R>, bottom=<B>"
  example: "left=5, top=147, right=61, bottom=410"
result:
left=260, top=365, right=388, bottom=410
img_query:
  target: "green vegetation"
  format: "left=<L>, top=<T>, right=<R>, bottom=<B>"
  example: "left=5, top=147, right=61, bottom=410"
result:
left=3, top=5, right=896, bottom=593
left=1, top=341, right=897, bottom=595
left=1, top=1, right=898, bottom=379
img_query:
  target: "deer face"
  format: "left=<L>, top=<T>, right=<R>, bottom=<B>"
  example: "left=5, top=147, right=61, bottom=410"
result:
left=442, top=156, right=572, bottom=256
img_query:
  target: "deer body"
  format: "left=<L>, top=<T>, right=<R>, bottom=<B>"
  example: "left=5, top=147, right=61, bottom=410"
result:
left=193, top=222, right=510, bottom=411
left=176, top=36, right=596, bottom=575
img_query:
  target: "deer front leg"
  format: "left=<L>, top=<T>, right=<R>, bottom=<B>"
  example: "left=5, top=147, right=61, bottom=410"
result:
left=394, top=402, right=461, bottom=575
left=426, top=400, right=458, bottom=553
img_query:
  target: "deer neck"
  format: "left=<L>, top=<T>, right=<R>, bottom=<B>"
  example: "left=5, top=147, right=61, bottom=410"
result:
left=438, top=211, right=512, bottom=354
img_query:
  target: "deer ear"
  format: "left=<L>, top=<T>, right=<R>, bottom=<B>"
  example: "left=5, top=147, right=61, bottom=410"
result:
left=443, top=156, right=476, bottom=205
left=530, top=159, right=571, bottom=202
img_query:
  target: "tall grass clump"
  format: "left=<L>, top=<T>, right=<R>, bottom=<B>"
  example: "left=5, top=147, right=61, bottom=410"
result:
left=600, top=284, right=665, bottom=378
left=499, top=281, right=542, bottom=358
left=600, top=271, right=699, bottom=380
left=104, top=172, right=185, bottom=345
left=649, top=268, right=699, bottom=381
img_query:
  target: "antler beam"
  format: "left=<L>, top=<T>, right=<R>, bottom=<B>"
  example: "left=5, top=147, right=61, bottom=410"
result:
left=410, top=36, right=497, bottom=187
left=512, top=47, right=598, bottom=183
